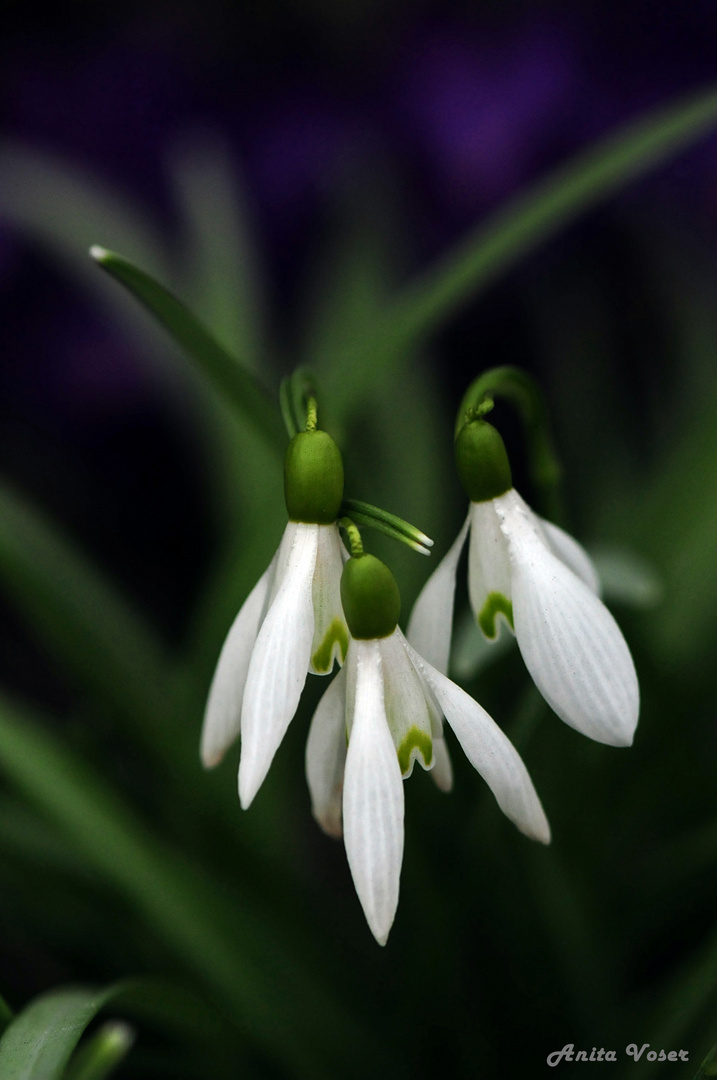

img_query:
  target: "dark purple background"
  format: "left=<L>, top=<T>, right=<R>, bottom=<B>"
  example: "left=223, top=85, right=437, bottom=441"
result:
left=1, top=0, right=716, bottom=686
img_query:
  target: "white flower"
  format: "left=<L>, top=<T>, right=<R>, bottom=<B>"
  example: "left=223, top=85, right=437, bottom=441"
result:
left=407, top=488, right=639, bottom=747
left=201, top=521, right=349, bottom=807
left=306, top=625, right=550, bottom=945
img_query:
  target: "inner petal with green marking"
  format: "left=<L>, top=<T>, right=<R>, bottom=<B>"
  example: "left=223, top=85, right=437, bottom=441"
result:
left=311, top=616, right=349, bottom=674
left=396, top=726, right=434, bottom=777
left=478, top=592, right=514, bottom=639
left=379, top=632, right=434, bottom=777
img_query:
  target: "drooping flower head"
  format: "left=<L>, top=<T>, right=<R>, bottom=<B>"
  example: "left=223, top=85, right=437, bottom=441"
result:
left=408, top=407, right=639, bottom=748
left=307, top=539, right=550, bottom=945
left=201, top=406, right=350, bottom=809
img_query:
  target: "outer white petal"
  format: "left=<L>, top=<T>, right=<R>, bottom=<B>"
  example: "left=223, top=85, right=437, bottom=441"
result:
left=406, top=513, right=470, bottom=674
left=403, top=640, right=550, bottom=844
left=200, top=555, right=276, bottom=768
left=239, top=524, right=319, bottom=808
left=538, top=517, right=601, bottom=596
left=343, top=640, right=404, bottom=946
left=305, top=665, right=347, bottom=838
left=496, top=491, right=639, bottom=747
left=310, top=524, right=350, bottom=675
left=467, top=500, right=513, bottom=640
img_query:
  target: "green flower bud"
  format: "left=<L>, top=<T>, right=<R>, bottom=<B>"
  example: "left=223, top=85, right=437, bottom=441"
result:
left=454, top=419, right=512, bottom=503
left=284, top=430, right=344, bottom=524
left=341, top=555, right=400, bottom=640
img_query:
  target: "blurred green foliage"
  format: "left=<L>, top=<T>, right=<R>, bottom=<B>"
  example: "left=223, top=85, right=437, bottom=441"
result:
left=1, top=86, right=717, bottom=1079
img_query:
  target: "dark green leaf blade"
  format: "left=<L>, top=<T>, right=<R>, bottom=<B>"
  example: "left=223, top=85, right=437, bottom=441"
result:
left=90, top=247, right=285, bottom=453
left=0, top=481, right=172, bottom=738
left=0, top=695, right=380, bottom=1080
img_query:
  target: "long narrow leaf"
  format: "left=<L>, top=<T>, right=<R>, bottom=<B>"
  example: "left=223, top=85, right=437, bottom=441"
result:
left=0, top=144, right=167, bottom=285
left=0, top=695, right=382, bottom=1080
left=169, top=133, right=266, bottom=370
left=91, top=247, right=285, bottom=453
left=0, top=985, right=129, bottom=1080
left=0, top=995, right=12, bottom=1035
left=63, top=1021, right=134, bottom=1080
left=363, top=85, right=717, bottom=363
left=0, top=980, right=227, bottom=1080
left=0, top=482, right=171, bottom=735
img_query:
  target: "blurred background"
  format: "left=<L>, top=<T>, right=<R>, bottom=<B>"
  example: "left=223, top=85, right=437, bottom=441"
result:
left=2, top=1, right=717, bottom=1077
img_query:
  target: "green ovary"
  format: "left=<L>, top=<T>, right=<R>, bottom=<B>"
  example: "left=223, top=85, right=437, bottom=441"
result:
left=312, top=617, right=349, bottom=673
left=397, top=727, right=433, bottom=776
left=478, top=592, right=514, bottom=639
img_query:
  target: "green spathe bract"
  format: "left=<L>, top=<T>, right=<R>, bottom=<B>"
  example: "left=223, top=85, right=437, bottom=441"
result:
left=454, top=419, right=512, bottom=503
left=341, top=555, right=400, bottom=640
left=284, top=430, right=344, bottom=524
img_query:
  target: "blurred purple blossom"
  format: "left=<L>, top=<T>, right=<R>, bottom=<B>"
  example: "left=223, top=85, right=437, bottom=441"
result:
left=391, top=20, right=580, bottom=215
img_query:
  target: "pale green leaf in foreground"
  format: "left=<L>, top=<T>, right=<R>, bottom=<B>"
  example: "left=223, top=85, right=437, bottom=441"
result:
left=0, top=980, right=225, bottom=1080
left=63, top=1021, right=134, bottom=1080
left=90, top=247, right=286, bottom=454
left=0, top=695, right=380, bottom=1080
left=0, top=984, right=128, bottom=1080
left=0, top=995, right=12, bottom=1035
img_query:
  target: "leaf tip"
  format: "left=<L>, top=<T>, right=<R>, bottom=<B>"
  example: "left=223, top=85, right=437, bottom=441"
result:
left=89, top=244, right=110, bottom=262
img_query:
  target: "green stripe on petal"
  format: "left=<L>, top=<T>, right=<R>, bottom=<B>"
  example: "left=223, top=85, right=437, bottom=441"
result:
left=478, top=592, right=514, bottom=639
left=397, top=726, right=433, bottom=777
left=311, top=617, right=349, bottom=674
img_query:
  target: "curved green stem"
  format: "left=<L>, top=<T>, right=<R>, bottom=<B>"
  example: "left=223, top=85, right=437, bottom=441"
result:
left=456, top=366, right=565, bottom=524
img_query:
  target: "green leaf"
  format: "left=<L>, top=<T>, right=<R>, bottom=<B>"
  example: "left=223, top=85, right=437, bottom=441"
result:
left=168, top=133, right=266, bottom=369
left=0, top=695, right=378, bottom=1080
left=0, top=995, right=12, bottom=1035
left=0, top=984, right=137, bottom=1080
left=695, top=1039, right=717, bottom=1079
left=90, top=247, right=286, bottom=454
left=0, top=980, right=227, bottom=1080
left=0, top=481, right=172, bottom=739
left=361, top=85, right=717, bottom=364
left=63, top=1021, right=133, bottom=1080
left=0, top=143, right=167, bottom=285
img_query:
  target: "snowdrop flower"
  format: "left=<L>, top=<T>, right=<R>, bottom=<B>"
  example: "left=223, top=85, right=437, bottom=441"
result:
left=306, top=549, right=550, bottom=945
left=407, top=417, right=639, bottom=747
left=201, top=425, right=349, bottom=808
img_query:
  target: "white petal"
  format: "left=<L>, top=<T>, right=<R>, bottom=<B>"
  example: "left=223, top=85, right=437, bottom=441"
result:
left=379, top=631, right=434, bottom=777
left=343, top=640, right=404, bottom=946
left=403, top=640, right=550, bottom=844
left=406, top=513, right=470, bottom=674
left=431, top=737, right=453, bottom=793
left=467, top=500, right=513, bottom=640
left=305, top=665, right=347, bottom=838
left=497, top=491, right=639, bottom=747
left=239, top=524, right=319, bottom=808
left=310, top=524, right=350, bottom=675
left=200, top=555, right=276, bottom=768
left=539, top=517, right=601, bottom=596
